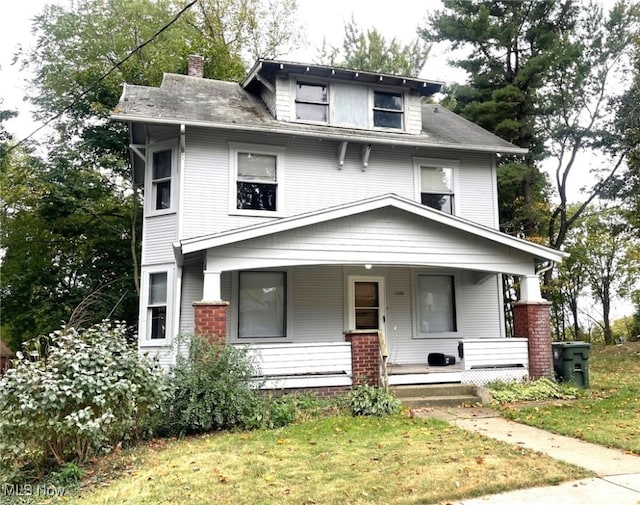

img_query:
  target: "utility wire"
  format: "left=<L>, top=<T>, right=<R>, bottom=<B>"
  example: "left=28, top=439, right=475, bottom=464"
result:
left=6, top=0, right=198, bottom=154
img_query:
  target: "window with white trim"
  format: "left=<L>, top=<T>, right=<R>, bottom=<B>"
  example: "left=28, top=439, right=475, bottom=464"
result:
left=414, top=274, right=457, bottom=336
left=373, top=90, right=403, bottom=129
left=414, top=158, right=458, bottom=215
left=295, top=81, right=328, bottom=122
left=147, top=144, right=177, bottom=215
left=238, top=271, right=286, bottom=338
left=230, top=143, right=285, bottom=215
left=148, top=272, right=168, bottom=340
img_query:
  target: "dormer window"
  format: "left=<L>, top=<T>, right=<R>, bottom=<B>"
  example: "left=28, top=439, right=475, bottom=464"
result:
left=295, top=81, right=328, bottom=122
left=373, top=91, right=403, bottom=129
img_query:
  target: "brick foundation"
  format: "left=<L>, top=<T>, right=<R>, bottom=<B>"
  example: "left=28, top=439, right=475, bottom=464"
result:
left=513, top=302, right=554, bottom=379
left=345, top=331, right=380, bottom=386
left=193, top=301, right=228, bottom=345
left=262, top=386, right=350, bottom=398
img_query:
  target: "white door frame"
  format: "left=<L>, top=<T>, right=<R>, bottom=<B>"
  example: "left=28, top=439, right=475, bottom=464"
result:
left=346, top=275, right=387, bottom=332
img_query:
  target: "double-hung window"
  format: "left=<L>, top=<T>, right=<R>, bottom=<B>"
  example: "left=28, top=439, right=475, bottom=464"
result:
left=373, top=91, right=403, bottom=129
left=238, top=271, right=287, bottom=338
left=414, top=274, right=457, bottom=336
left=148, top=272, right=168, bottom=340
left=230, top=143, right=285, bottom=215
left=147, top=144, right=176, bottom=215
left=414, top=158, right=458, bottom=215
left=295, top=81, right=328, bottom=123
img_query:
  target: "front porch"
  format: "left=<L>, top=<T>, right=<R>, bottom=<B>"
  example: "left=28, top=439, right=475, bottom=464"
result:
left=229, top=336, right=531, bottom=391
left=176, top=195, right=563, bottom=391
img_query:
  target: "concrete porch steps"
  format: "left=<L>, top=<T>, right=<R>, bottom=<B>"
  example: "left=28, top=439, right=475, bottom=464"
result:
left=391, top=384, right=484, bottom=408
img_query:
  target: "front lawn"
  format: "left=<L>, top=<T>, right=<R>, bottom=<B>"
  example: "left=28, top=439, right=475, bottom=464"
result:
left=45, top=415, right=588, bottom=505
left=498, top=341, right=640, bottom=454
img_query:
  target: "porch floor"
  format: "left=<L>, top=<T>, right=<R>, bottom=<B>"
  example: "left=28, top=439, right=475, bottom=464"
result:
left=387, top=362, right=463, bottom=386
left=388, top=363, right=462, bottom=375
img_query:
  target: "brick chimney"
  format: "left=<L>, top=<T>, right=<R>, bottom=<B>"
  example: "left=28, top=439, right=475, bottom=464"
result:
left=188, top=54, right=204, bottom=78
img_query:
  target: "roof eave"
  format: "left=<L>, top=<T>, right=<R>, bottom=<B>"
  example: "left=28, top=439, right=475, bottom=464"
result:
left=109, top=113, right=527, bottom=156
left=175, top=194, right=565, bottom=263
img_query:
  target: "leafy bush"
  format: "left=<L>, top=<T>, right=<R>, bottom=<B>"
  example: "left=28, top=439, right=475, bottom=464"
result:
left=161, top=336, right=264, bottom=435
left=0, top=322, right=169, bottom=479
left=266, top=395, right=299, bottom=428
left=348, top=385, right=401, bottom=416
left=488, top=377, right=583, bottom=404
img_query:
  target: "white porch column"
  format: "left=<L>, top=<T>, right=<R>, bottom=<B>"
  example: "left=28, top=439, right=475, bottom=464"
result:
left=520, top=274, right=543, bottom=302
left=202, top=270, right=222, bottom=301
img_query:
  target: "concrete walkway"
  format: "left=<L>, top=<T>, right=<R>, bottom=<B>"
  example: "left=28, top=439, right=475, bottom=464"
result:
left=416, top=407, right=640, bottom=505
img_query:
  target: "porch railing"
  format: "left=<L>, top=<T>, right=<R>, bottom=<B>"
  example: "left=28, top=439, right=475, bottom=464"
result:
left=234, top=342, right=353, bottom=390
left=458, top=338, right=529, bottom=370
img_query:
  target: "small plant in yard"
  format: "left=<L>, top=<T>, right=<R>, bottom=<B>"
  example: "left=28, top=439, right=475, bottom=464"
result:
left=487, top=377, right=583, bottom=404
left=0, top=321, right=169, bottom=482
left=348, top=384, right=401, bottom=416
left=160, top=336, right=265, bottom=435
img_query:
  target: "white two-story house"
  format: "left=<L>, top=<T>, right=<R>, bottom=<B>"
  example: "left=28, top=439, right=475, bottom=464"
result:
left=112, top=57, right=564, bottom=392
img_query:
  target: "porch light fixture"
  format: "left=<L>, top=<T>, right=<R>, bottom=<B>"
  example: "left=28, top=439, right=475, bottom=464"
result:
left=364, top=264, right=372, bottom=270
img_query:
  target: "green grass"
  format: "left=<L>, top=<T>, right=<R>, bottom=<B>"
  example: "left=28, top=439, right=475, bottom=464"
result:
left=498, top=341, right=640, bottom=454
left=35, top=415, right=588, bottom=505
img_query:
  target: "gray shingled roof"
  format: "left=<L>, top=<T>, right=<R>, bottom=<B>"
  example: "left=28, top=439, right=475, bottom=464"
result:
left=112, top=73, right=525, bottom=155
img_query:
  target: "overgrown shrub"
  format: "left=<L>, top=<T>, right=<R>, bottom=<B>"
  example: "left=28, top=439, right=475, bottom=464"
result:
left=161, top=336, right=264, bottom=435
left=488, top=377, right=583, bottom=404
left=0, top=322, right=169, bottom=480
left=348, top=384, right=401, bottom=416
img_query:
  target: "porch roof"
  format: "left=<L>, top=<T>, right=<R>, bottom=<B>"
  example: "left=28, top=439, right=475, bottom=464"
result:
left=174, top=194, right=567, bottom=266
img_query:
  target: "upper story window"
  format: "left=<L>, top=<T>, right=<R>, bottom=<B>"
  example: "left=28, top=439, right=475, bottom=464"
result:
left=373, top=91, right=403, bottom=129
left=295, top=81, right=328, bottom=122
left=147, top=143, right=177, bottom=216
left=230, top=143, right=285, bottom=216
left=414, top=158, right=458, bottom=215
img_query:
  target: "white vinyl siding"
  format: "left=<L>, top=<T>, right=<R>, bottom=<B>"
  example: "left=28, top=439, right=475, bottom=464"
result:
left=141, top=214, right=177, bottom=265
left=405, top=92, right=422, bottom=134
left=179, top=259, right=204, bottom=334
left=180, top=128, right=498, bottom=240
left=275, top=74, right=291, bottom=121
left=204, top=208, right=534, bottom=276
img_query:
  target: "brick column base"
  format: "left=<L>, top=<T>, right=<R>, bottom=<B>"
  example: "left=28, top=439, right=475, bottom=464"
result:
left=345, top=331, right=380, bottom=386
left=193, top=301, right=229, bottom=345
left=513, top=302, right=554, bottom=380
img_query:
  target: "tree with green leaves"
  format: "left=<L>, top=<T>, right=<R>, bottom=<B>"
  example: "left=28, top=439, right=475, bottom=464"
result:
left=421, top=1, right=639, bottom=253
left=579, top=208, right=640, bottom=345
left=2, top=0, right=303, bottom=349
left=317, top=17, right=430, bottom=77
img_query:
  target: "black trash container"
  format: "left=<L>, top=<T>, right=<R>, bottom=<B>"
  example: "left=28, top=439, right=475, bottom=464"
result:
left=552, top=341, right=591, bottom=388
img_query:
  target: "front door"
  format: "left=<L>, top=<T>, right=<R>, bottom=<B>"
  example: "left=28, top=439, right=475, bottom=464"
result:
left=348, top=276, right=386, bottom=332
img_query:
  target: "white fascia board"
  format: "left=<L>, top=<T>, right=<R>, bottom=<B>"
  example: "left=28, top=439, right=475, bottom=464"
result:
left=109, top=114, right=528, bottom=156
left=176, top=194, right=567, bottom=263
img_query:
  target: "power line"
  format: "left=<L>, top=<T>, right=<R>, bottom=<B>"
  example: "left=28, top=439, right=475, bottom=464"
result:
left=6, top=0, right=198, bottom=154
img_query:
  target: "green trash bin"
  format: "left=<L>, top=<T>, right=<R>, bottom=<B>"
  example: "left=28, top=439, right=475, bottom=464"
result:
left=552, top=342, right=591, bottom=388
